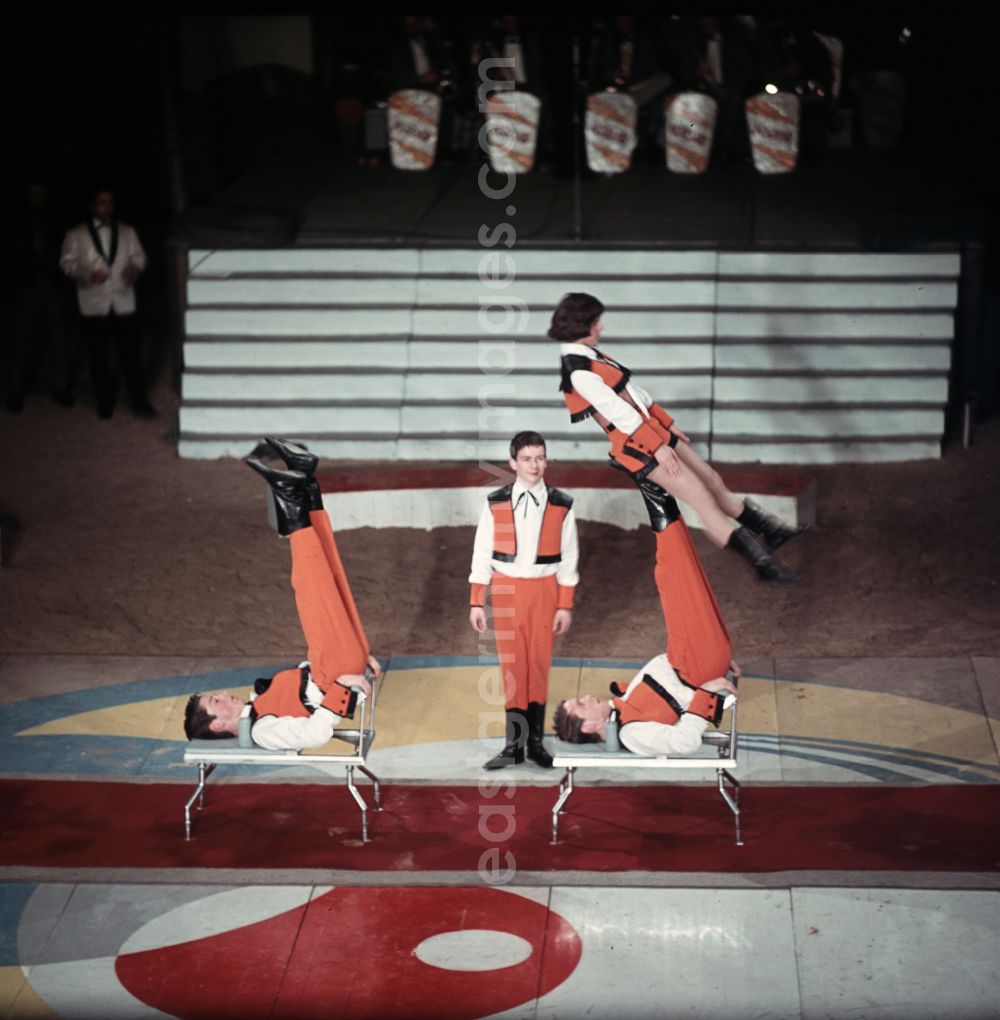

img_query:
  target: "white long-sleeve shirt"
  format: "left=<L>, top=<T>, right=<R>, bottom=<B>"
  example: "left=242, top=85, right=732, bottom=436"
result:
left=249, top=667, right=366, bottom=751
left=616, top=653, right=707, bottom=756
left=469, top=478, right=579, bottom=587
left=561, top=341, right=656, bottom=435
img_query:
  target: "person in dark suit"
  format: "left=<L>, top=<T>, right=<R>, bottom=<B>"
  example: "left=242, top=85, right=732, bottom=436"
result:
left=588, top=15, right=668, bottom=162
left=59, top=189, right=154, bottom=419
left=665, top=16, right=762, bottom=164
left=4, top=184, right=74, bottom=412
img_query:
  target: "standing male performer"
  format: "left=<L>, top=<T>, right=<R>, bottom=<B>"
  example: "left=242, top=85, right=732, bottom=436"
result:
left=469, top=431, right=579, bottom=770
left=60, top=188, right=153, bottom=418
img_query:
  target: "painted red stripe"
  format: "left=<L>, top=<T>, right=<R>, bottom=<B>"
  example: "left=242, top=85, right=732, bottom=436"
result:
left=3, top=781, right=998, bottom=873
left=314, top=463, right=813, bottom=497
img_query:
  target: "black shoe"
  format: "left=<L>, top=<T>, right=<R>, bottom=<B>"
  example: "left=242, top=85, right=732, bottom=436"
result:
left=525, top=701, right=553, bottom=769
left=727, top=526, right=799, bottom=584
left=484, top=709, right=528, bottom=770
left=264, top=435, right=318, bottom=475
left=5, top=393, right=24, bottom=413
left=52, top=389, right=75, bottom=408
left=97, top=403, right=114, bottom=420
left=245, top=457, right=312, bottom=536
left=737, top=497, right=810, bottom=551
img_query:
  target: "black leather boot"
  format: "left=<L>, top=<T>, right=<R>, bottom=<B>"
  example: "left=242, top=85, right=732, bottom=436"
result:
left=737, top=497, right=810, bottom=551
left=265, top=435, right=319, bottom=475
left=483, top=709, right=528, bottom=770
left=632, top=475, right=682, bottom=532
left=525, top=702, right=554, bottom=768
left=264, top=436, right=323, bottom=511
left=727, top=526, right=799, bottom=584
left=245, top=457, right=312, bottom=536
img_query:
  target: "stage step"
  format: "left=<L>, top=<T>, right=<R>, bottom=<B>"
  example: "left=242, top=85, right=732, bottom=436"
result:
left=179, top=247, right=960, bottom=464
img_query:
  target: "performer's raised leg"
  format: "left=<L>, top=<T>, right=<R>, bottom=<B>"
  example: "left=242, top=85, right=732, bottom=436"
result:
left=645, top=456, right=799, bottom=585
left=634, top=477, right=733, bottom=683
left=264, top=436, right=370, bottom=657
left=246, top=455, right=368, bottom=688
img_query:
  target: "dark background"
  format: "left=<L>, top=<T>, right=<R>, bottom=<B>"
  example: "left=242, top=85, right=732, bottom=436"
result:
left=5, top=10, right=999, bottom=423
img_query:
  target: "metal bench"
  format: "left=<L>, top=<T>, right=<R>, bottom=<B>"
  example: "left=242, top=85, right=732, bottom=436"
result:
left=549, top=701, right=741, bottom=846
left=183, top=681, right=382, bottom=842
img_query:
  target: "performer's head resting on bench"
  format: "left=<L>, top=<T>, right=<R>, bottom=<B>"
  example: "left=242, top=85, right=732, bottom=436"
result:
left=548, top=292, right=605, bottom=343
left=184, top=692, right=245, bottom=740
left=553, top=695, right=608, bottom=744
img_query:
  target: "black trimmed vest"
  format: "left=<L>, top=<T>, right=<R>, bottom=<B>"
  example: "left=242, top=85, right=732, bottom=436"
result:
left=559, top=351, right=632, bottom=424
left=487, top=483, right=573, bottom=564
left=250, top=665, right=357, bottom=722
left=611, top=671, right=724, bottom=734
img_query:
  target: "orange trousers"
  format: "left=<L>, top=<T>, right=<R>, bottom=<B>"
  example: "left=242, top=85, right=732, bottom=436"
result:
left=288, top=509, right=370, bottom=691
left=491, top=573, right=557, bottom=709
left=655, top=520, right=732, bottom=686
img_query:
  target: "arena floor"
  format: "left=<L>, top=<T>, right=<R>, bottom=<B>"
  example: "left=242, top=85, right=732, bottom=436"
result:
left=2, top=377, right=998, bottom=1018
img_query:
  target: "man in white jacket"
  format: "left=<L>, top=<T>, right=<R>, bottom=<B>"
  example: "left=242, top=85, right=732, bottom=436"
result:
left=60, top=189, right=153, bottom=418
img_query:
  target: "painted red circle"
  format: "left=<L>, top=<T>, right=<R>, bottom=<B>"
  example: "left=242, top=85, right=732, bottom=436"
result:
left=116, top=885, right=582, bottom=1019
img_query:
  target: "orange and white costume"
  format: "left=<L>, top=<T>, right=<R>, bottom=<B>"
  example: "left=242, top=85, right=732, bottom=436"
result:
left=610, top=653, right=724, bottom=756
left=559, top=341, right=677, bottom=477
left=249, top=507, right=371, bottom=750
left=604, top=488, right=734, bottom=755
left=469, top=479, right=579, bottom=708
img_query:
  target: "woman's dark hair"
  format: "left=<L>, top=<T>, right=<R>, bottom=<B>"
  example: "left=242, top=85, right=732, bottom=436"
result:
left=547, top=292, right=605, bottom=342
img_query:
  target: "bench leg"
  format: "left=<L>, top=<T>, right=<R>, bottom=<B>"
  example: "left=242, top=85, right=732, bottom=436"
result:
left=358, top=765, right=382, bottom=811
left=550, top=767, right=576, bottom=845
left=346, top=765, right=373, bottom=843
left=184, top=763, right=215, bottom=841
left=717, top=768, right=743, bottom=846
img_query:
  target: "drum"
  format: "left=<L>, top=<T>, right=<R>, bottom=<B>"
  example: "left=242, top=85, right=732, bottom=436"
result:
left=387, top=89, right=441, bottom=170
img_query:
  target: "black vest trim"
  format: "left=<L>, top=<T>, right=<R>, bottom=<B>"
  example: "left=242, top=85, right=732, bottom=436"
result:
left=487, top=483, right=515, bottom=503
left=621, top=444, right=658, bottom=474
left=559, top=352, right=632, bottom=395
left=639, top=672, right=685, bottom=718
left=559, top=353, right=593, bottom=393
left=248, top=666, right=315, bottom=723
left=546, top=486, right=574, bottom=510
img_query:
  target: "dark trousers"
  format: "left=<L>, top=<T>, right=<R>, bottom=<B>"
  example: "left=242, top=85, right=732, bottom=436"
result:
left=5, top=281, right=71, bottom=400
left=79, top=311, right=146, bottom=416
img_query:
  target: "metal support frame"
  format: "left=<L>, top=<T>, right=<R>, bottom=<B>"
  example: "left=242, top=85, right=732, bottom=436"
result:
left=550, top=766, right=576, bottom=845
left=549, top=702, right=743, bottom=846
left=183, top=762, right=215, bottom=841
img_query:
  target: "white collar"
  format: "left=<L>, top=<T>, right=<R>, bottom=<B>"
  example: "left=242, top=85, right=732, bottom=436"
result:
left=511, top=478, right=547, bottom=504
left=560, top=342, right=598, bottom=359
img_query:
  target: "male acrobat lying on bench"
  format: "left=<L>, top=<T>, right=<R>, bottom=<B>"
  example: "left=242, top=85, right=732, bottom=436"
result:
left=183, top=437, right=381, bottom=751
left=554, top=475, right=740, bottom=755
